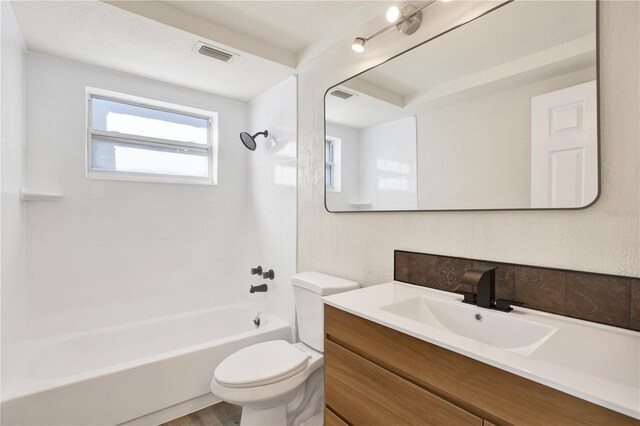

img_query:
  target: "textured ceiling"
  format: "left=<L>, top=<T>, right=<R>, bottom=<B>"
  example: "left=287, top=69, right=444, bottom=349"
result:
left=164, top=1, right=379, bottom=54
left=11, top=1, right=299, bottom=102
left=11, top=0, right=390, bottom=102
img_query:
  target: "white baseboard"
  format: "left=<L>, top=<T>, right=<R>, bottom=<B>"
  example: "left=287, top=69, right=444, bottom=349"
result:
left=118, top=393, right=222, bottom=426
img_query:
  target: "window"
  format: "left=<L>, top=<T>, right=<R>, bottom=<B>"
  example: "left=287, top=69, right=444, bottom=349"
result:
left=325, top=136, right=341, bottom=192
left=87, top=88, right=217, bottom=184
left=325, top=139, right=335, bottom=189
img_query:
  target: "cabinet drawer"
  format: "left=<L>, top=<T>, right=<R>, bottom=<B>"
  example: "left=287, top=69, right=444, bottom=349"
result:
left=325, top=339, right=482, bottom=426
left=324, top=408, right=348, bottom=426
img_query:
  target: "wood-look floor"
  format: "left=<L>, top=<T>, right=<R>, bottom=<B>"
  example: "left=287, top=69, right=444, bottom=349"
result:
left=161, top=402, right=241, bottom=426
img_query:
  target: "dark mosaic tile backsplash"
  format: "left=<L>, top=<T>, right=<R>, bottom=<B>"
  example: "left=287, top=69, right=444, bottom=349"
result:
left=394, top=250, right=640, bottom=331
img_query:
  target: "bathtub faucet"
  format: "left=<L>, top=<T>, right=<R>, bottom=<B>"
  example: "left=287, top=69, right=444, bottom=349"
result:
left=253, top=311, right=262, bottom=328
left=250, top=284, right=268, bottom=294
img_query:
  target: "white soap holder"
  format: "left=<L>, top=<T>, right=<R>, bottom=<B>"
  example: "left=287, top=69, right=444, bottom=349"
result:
left=19, top=187, right=64, bottom=201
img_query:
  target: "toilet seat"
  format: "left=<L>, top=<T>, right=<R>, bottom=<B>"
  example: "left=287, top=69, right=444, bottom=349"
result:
left=214, top=340, right=310, bottom=388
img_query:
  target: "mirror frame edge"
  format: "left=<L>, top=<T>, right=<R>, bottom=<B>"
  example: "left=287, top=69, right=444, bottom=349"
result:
left=323, top=0, right=601, bottom=214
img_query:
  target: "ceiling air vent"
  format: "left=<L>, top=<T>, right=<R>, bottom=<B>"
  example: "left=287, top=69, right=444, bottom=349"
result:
left=196, top=42, right=235, bottom=63
left=330, top=89, right=355, bottom=100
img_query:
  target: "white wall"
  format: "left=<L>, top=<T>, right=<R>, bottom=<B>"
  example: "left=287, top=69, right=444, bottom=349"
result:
left=1, top=1, right=27, bottom=346
left=297, top=1, right=640, bottom=284
left=23, top=53, right=250, bottom=339
left=246, top=77, right=297, bottom=329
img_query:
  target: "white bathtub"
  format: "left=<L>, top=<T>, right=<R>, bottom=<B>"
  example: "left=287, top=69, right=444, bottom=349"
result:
left=1, top=303, right=291, bottom=425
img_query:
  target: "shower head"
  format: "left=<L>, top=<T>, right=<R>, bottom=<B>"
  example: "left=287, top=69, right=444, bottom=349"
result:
left=240, top=130, right=268, bottom=151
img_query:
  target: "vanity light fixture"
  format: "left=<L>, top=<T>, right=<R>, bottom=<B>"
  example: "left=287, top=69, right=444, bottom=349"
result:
left=352, top=0, right=442, bottom=53
left=386, top=6, right=401, bottom=23
left=352, top=37, right=366, bottom=53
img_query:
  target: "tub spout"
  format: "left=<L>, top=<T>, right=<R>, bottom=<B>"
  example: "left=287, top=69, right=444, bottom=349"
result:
left=250, top=284, right=268, bottom=294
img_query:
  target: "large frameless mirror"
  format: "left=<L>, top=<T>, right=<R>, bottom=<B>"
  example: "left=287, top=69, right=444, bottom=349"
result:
left=324, top=0, right=598, bottom=212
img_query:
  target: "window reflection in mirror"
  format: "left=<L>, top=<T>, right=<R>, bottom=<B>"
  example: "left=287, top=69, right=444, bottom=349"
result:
left=325, top=0, right=598, bottom=212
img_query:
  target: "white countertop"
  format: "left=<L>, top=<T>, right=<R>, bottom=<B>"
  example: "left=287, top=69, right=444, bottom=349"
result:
left=323, top=282, right=640, bottom=419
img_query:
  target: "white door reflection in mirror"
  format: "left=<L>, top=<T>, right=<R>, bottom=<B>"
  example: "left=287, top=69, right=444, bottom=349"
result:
left=531, top=81, right=598, bottom=208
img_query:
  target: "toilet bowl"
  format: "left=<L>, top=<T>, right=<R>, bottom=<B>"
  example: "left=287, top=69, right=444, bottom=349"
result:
left=211, top=341, right=323, bottom=426
left=210, top=272, right=359, bottom=426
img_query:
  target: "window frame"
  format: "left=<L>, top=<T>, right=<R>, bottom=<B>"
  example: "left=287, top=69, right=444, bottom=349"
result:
left=86, top=87, right=218, bottom=185
left=325, top=138, right=335, bottom=190
left=325, top=136, right=341, bottom=192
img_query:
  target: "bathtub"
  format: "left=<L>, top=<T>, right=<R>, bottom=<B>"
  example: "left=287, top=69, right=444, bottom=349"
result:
left=1, top=303, right=291, bottom=425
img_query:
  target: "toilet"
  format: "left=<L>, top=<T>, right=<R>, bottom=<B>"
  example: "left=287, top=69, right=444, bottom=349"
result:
left=210, top=272, right=359, bottom=426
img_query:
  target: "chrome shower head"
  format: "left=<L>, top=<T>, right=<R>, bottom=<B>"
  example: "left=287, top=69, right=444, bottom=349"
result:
left=240, top=130, right=268, bottom=151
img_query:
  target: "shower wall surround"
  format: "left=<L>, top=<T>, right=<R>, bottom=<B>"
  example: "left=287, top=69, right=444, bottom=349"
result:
left=247, top=78, right=298, bottom=330
left=1, top=1, right=28, bottom=346
left=297, top=1, right=640, bottom=284
left=23, top=53, right=250, bottom=339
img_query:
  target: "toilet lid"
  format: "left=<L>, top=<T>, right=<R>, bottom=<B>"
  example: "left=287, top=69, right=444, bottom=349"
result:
left=214, top=340, right=310, bottom=388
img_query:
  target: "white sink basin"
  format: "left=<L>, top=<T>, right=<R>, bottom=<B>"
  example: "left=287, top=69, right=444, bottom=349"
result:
left=380, top=296, right=556, bottom=356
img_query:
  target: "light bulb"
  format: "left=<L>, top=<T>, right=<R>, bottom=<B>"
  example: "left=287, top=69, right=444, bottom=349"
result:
left=352, top=37, right=366, bottom=53
left=386, top=6, right=401, bottom=23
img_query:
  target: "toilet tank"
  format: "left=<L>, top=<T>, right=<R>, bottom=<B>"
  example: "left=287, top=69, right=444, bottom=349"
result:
left=292, top=272, right=359, bottom=352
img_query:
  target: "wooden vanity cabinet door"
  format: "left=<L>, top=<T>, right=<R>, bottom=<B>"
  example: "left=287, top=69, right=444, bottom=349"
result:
left=325, top=340, right=482, bottom=426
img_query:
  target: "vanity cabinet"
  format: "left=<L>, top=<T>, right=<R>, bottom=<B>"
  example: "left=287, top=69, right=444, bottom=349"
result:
left=324, top=305, right=638, bottom=426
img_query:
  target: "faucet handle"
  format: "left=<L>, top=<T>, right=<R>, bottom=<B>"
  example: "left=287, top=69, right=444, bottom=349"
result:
left=455, top=290, right=477, bottom=305
left=494, top=299, right=524, bottom=312
left=250, top=266, right=263, bottom=276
